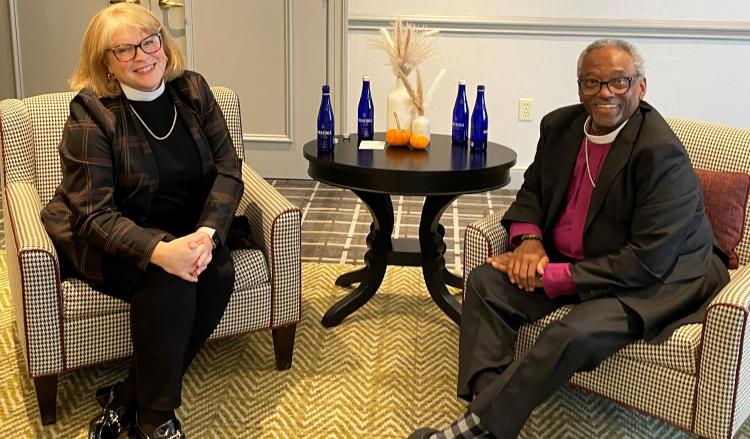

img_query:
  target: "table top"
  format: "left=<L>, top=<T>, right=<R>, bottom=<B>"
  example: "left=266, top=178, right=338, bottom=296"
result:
left=303, top=133, right=517, bottom=196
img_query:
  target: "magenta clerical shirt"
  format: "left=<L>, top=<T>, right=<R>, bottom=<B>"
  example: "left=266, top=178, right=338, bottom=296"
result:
left=509, top=118, right=626, bottom=298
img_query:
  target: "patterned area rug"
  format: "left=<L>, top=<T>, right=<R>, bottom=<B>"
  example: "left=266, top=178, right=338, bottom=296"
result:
left=1, top=259, right=748, bottom=438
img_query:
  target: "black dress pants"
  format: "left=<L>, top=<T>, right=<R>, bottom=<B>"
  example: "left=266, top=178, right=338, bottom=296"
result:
left=102, top=245, right=235, bottom=411
left=458, top=264, right=643, bottom=439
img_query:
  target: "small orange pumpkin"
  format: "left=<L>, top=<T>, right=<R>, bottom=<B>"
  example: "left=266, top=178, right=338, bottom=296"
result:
left=409, top=134, right=430, bottom=149
left=386, top=129, right=411, bottom=146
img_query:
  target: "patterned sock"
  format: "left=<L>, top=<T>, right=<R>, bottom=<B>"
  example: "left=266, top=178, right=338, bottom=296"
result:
left=431, top=410, right=490, bottom=439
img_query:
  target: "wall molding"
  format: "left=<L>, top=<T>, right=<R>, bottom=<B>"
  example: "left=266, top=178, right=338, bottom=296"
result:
left=246, top=0, right=293, bottom=144
left=331, top=0, right=349, bottom=136
left=349, top=14, right=750, bottom=41
left=186, top=0, right=294, bottom=144
left=8, top=0, right=23, bottom=98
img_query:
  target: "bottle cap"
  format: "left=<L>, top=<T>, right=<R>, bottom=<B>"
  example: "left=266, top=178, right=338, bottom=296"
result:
left=363, top=75, right=370, bottom=81
left=459, top=80, right=466, bottom=85
left=322, top=84, right=330, bottom=93
left=477, top=85, right=485, bottom=91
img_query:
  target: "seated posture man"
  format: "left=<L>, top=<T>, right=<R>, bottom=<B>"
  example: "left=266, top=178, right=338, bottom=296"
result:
left=409, top=39, right=729, bottom=439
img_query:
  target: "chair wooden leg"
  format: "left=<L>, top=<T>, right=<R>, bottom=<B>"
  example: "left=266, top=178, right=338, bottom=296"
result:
left=34, top=374, right=58, bottom=425
left=272, top=324, right=296, bottom=370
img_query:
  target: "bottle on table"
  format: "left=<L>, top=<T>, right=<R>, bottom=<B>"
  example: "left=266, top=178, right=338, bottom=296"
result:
left=452, top=80, right=469, bottom=144
left=357, top=75, right=374, bottom=141
left=317, top=84, right=335, bottom=152
left=470, top=84, right=488, bottom=151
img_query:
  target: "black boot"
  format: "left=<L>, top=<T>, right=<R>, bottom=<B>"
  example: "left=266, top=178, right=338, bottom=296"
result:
left=88, top=381, right=134, bottom=439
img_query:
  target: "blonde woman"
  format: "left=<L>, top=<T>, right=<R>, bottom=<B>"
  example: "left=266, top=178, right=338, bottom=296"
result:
left=41, top=3, right=243, bottom=438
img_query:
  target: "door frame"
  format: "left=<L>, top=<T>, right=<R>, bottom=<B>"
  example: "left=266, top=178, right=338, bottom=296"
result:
left=8, top=0, right=23, bottom=98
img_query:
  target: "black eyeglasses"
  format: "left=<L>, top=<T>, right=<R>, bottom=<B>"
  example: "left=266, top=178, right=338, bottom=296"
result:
left=577, top=76, right=639, bottom=96
left=110, top=33, right=162, bottom=62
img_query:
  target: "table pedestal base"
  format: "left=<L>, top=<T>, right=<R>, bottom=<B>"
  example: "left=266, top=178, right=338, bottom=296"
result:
left=321, top=191, right=463, bottom=327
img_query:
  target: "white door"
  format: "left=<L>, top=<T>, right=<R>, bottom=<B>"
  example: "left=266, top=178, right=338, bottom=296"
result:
left=187, top=0, right=345, bottom=178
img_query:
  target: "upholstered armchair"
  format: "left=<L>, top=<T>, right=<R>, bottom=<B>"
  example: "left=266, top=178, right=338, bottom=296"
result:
left=463, top=117, right=750, bottom=439
left=0, top=87, right=301, bottom=425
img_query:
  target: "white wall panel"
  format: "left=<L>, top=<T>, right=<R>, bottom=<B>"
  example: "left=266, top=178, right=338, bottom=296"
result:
left=346, top=2, right=750, bottom=187
left=350, top=1, right=750, bottom=22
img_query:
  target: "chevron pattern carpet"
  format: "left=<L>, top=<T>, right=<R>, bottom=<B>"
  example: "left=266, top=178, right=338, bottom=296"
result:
left=2, top=259, right=750, bottom=438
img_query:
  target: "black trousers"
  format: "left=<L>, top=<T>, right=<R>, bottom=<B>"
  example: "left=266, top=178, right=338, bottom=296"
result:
left=102, top=245, right=235, bottom=411
left=458, top=264, right=643, bottom=439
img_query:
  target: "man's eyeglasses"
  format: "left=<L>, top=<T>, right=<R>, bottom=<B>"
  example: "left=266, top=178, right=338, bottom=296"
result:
left=577, top=76, right=639, bottom=96
left=110, top=33, right=162, bottom=62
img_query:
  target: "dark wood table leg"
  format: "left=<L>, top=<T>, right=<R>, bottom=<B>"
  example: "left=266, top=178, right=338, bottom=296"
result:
left=322, top=191, right=393, bottom=327
left=444, top=270, right=464, bottom=289
left=420, top=195, right=462, bottom=324
left=335, top=266, right=368, bottom=287
left=433, top=223, right=464, bottom=289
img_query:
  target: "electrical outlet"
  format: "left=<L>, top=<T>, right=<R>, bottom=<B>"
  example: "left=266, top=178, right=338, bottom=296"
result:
left=518, top=98, right=533, bottom=121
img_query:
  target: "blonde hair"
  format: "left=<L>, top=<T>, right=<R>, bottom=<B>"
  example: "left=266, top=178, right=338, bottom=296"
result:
left=69, top=3, right=186, bottom=97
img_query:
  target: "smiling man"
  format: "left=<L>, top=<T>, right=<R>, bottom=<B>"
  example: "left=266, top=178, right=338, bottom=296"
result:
left=409, top=39, right=729, bottom=439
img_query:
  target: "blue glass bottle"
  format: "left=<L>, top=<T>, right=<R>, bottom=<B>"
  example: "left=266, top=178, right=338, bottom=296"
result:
left=357, top=75, right=374, bottom=141
left=317, top=84, right=334, bottom=152
left=470, top=85, right=488, bottom=151
left=452, top=80, right=469, bottom=144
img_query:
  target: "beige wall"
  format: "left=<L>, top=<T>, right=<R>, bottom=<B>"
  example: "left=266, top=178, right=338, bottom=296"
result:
left=16, top=0, right=100, bottom=96
left=347, top=1, right=750, bottom=188
left=10, top=1, right=186, bottom=98
left=0, top=0, right=15, bottom=99
left=189, top=0, right=332, bottom=178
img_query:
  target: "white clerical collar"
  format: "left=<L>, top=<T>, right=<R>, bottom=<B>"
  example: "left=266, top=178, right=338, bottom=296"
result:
left=120, top=81, right=165, bottom=102
left=583, top=116, right=628, bottom=145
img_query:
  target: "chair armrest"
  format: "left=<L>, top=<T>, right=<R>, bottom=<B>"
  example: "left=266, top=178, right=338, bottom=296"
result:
left=462, top=207, right=510, bottom=286
left=2, top=181, right=64, bottom=377
left=694, top=264, right=750, bottom=438
left=236, top=163, right=301, bottom=327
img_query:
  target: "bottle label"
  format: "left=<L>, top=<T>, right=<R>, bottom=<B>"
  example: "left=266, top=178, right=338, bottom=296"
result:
left=317, top=130, right=334, bottom=152
left=358, top=118, right=374, bottom=139
left=452, top=122, right=467, bottom=142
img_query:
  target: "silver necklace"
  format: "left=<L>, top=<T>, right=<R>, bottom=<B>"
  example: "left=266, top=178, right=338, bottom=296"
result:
left=584, top=137, right=597, bottom=188
left=129, top=104, right=177, bottom=141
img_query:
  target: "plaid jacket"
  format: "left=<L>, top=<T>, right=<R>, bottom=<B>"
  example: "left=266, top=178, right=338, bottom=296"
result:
left=41, top=71, right=243, bottom=284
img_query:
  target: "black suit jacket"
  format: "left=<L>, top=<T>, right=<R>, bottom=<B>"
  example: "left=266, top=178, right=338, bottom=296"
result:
left=503, top=101, right=728, bottom=342
left=41, top=71, right=243, bottom=284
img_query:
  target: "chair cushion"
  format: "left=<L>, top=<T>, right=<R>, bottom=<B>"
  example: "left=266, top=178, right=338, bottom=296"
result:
left=63, top=248, right=269, bottom=321
left=518, top=305, right=701, bottom=375
left=695, top=168, right=750, bottom=269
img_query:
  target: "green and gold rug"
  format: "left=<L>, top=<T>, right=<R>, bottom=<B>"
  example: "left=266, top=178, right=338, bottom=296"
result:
left=0, top=259, right=746, bottom=438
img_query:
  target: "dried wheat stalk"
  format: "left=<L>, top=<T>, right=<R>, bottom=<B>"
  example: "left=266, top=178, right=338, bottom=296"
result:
left=372, top=19, right=441, bottom=80
left=373, top=19, right=442, bottom=116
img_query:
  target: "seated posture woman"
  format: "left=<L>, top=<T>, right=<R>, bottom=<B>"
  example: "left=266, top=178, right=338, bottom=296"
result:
left=41, top=3, right=243, bottom=438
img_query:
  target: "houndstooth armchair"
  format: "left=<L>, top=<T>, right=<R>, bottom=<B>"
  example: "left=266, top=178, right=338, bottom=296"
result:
left=0, top=87, right=301, bottom=425
left=463, top=117, right=750, bottom=439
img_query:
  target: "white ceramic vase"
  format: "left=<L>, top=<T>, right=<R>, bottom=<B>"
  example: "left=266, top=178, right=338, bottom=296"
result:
left=411, top=115, right=430, bottom=141
left=386, top=80, right=415, bottom=132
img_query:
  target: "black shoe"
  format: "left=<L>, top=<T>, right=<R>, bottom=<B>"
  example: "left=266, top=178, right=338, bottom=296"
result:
left=131, top=414, right=186, bottom=439
left=95, top=382, right=122, bottom=408
left=88, top=381, right=134, bottom=439
left=407, top=428, right=438, bottom=439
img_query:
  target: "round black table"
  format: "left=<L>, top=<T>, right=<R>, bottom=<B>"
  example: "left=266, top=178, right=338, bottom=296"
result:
left=303, top=133, right=516, bottom=327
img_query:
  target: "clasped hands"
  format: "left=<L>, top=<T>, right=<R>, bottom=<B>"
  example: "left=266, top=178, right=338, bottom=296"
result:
left=149, top=230, right=214, bottom=282
left=486, top=239, right=549, bottom=292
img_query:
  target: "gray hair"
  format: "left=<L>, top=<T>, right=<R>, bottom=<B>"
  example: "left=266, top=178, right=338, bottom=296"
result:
left=576, top=39, right=646, bottom=78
